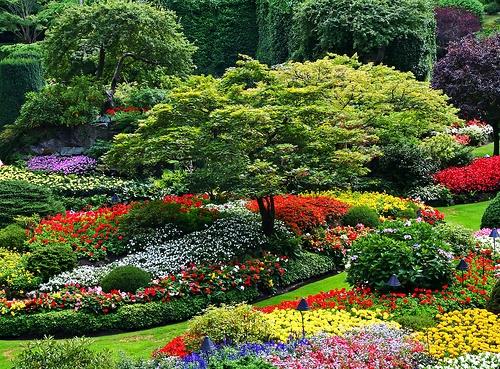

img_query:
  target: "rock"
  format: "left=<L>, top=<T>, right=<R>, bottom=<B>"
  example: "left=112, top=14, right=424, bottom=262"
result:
left=59, top=147, right=85, bottom=156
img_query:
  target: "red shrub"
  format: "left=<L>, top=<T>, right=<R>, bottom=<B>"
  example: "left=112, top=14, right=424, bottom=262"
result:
left=434, top=156, right=500, bottom=194
left=247, top=195, right=350, bottom=234
left=153, top=336, right=189, bottom=358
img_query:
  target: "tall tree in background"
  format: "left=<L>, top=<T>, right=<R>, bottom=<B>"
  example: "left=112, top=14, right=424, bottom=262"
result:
left=433, top=35, right=500, bottom=155
left=0, top=0, right=43, bottom=43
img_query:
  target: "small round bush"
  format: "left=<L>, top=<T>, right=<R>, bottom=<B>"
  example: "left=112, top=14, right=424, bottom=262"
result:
left=347, top=221, right=454, bottom=291
left=486, top=278, right=499, bottom=314
left=0, top=224, right=28, bottom=253
left=481, top=194, right=500, bottom=229
left=435, top=222, right=476, bottom=255
left=100, top=265, right=151, bottom=293
left=342, top=206, right=380, bottom=228
left=437, top=0, right=485, bottom=18
left=26, top=244, right=77, bottom=282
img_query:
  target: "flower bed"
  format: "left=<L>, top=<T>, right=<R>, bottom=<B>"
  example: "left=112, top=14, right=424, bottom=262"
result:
left=27, top=155, right=97, bottom=175
left=434, top=156, right=500, bottom=194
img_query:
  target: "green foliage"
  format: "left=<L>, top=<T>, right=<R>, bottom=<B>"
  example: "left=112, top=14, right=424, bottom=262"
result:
left=486, top=278, right=500, bottom=314
left=0, top=223, right=27, bottom=252
left=44, top=0, right=195, bottom=83
left=14, top=76, right=104, bottom=129
left=0, top=0, right=44, bottom=43
left=376, top=141, right=439, bottom=194
left=0, top=249, right=40, bottom=296
left=437, top=0, right=485, bottom=18
left=435, top=222, right=476, bottom=255
left=13, top=337, right=114, bottom=369
left=100, top=265, right=152, bottom=293
left=119, top=200, right=219, bottom=234
left=394, top=308, right=437, bottom=331
left=186, top=304, right=271, bottom=347
left=210, top=357, right=276, bottom=369
left=342, top=206, right=380, bottom=228
left=84, top=139, right=112, bottom=159
left=420, top=134, right=473, bottom=168
left=347, top=221, right=454, bottom=291
left=290, top=0, right=436, bottom=80
left=0, top=57, right=44, bottom=127
left=280, top=251, right=338, bottom=285
left=0, top=180, right=63, bottom=227
left=481, top=193, right=500, bottom=228
left=26, top=244, right=77, bottom=282
left=160, top=0, right=258, bottom=75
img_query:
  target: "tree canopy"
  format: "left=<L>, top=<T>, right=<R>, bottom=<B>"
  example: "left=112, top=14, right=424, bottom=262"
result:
left=104, top=55, right=459, bottom=234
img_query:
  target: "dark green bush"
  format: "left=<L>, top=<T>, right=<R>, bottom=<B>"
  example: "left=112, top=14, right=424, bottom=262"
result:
left=347, top=221, right=454, bottom=291
left=0, top=57, right=44, bottom=127
left=120, top=200, right=218, bottom=234
left=100, top=265, right=152, bottom=293
left=486, top=278, right=499, bottom=314
left=481, top=193, right=500, bottom=229
left=0, top=180, right=64, bottom=227
left=13, top=337, right=114, bottom=369
left=160, top=0, right=258, bottom=75
left=435, top=223, right=476, bottom=255
left=280, top=251, right=338, bottom=285
left=484, top=1, right=500, bottom=14
left=437, top=0, right=485, bottom=18
left=0, top=224, right=28, bottom=252
left=394, top=309, right=437, bottom=331
left=342, top=206, right=380, bottom=228
left=26, top=244, right=77, bottom=282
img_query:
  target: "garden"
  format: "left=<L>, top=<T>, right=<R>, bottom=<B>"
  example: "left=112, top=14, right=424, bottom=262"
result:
left=0, top=0, right=499, bottom=368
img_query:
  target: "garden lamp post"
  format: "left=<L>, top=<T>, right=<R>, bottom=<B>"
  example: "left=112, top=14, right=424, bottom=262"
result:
left=456, top=259, right=469, bottom=288
left=489, top=228, right=498, bottom=255
left=111, top=194, right=120, bottom=204
left=386, top=274, right=401, bottom=291
left=296, top=298, right=309, bottom=339
left=201, top=336, right=215, bottom=361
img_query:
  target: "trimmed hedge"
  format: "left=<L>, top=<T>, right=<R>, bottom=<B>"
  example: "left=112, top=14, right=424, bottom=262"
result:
left=160, top=0, right=258, bottom=75
left=0, top=57, right=44, bottom=126
left=481, top=193, right=500, bottom=229
left=437, top=0, right=485, bottom=18
left=280, top=251, right=338, bottom=285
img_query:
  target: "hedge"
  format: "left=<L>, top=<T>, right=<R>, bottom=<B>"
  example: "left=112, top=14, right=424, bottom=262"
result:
left=160, top=0, right=258, bottom=75
left=0, top=56, right=44, bottom=127
left=0, top=252, right=338, bottom=338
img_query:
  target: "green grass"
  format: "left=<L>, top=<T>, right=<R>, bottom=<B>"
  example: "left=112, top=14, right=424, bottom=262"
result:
left=437, top=200, right=490, bottom=230
left=0, top=272, right=348, bottom=368
left=472, top=142, right=493, bottom=157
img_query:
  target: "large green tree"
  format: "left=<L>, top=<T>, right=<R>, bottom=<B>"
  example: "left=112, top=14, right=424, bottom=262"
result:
left=104, top=55, right=458, bottom=234
left=43, top=0, right=195, bottom=100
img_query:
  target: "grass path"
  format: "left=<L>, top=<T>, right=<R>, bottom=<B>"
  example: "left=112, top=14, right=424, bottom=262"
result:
left=0, top=273, right=348, bottom=368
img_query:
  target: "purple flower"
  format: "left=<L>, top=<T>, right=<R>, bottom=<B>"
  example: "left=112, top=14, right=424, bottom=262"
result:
left=27, top=155, right=97, bottom=175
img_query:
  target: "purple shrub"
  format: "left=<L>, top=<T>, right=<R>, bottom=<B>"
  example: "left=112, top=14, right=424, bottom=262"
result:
left=27, top=155, right=97, bottom=175
left=435, top=7, right=481, bottom=58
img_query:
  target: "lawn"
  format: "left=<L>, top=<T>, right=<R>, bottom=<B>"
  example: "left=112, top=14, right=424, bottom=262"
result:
left=437, top=200, right=490, bottom=230
left=0, top=273, right=348, bottom=368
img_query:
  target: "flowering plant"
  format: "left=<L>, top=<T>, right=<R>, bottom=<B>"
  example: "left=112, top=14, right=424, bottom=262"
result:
left=27, top=155, right=97, bottom=175
left=303, top=225, right=371, bottom=256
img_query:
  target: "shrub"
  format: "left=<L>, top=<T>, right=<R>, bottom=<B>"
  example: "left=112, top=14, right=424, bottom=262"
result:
left=484, top=1, right=500, bottom=14
left=0, top=57, right=44, bottom=127
left=0, top=180, right=64, bottom=227
left=186, top=304, right=271, bottom=349
left=394, top=309, right=437, bottom=331
left=280, top=251, right=338, bottom=286
left=347, top=221, right=454, bottom=291
left=0, top=249, right=40, bottom=296
left=26, top=244, right=77, bottom=282
left=100, top=265, right=151, bottom=293
left=486, top=278, right=500, bottom=314
left=437, top=0, right=485, bottom=18
left=435, top=7, right=481, bottom=58
left=435, top=223, right=476, bottom=255
left=290, top=0, right=436, bottom=80
left=434, top=156, right=500, bottom=194
left=481, top=193, right=500, bottom=229
left=0, top=224, right=28, bottom=253
left=342, top=206, right=380, bottom=228
left=13, top=337, right=114, bottom=369
left=420, top=134, right=473, bottom=168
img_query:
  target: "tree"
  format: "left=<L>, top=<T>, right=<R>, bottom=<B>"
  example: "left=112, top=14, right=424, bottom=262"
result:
left=432, top=35, right=500, bottom=155
left=0, top=0, right=43, bottom=43
left=290, top=0, right=436, bottom=80
left=43, top=0, right=196, bottom=103
left=105, top=55, right=459, bottom=235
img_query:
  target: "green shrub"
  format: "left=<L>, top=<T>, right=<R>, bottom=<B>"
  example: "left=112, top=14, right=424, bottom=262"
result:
left=186, top=304, right=271, bottom=348
left=0, top=180, right=64, bottom=227
left=481, top=193, right=500, bottom=229
left=13, top=337, right=114, bottom=369
left=210, top=357, right=276, bottom=369
left=160, top=0, right=258, bottom=75
left=119, top=200, right=218, bottom=234
left=280, top=251, right=338, bottom=285
left=437, top=0, right=485, bottom=18
left=100, top=266, right=152, bottom=293
left=435, top=223, right=476, bottom=255
left=347, top=221, right=454, bottom=291
left=290, top=0, right=436, bottom=80
left=26, top=244, right=77, bottom=282
left=486, top=278, right=500, bottom=314
left=0, top=224, right=28, bottom=252
left=484, top=1, right=500, bottom=14
left=342, top=206, right=380, bottom=228
left=84, top=140, right=112, bottom=159
left=0, top=249, right=41, bottom=297
left=420, top=134, right=473, bottom=169
left=394, top=309, right=437, bottom=331
left=0, top=57, right=44, bottom=127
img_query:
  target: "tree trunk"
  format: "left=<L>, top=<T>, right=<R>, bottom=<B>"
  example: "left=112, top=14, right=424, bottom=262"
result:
left=96, top=46, right=105, bottom=79
left=256, top=195, right=275, bottom=236
left=493, top=122, right=499, bottom=156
